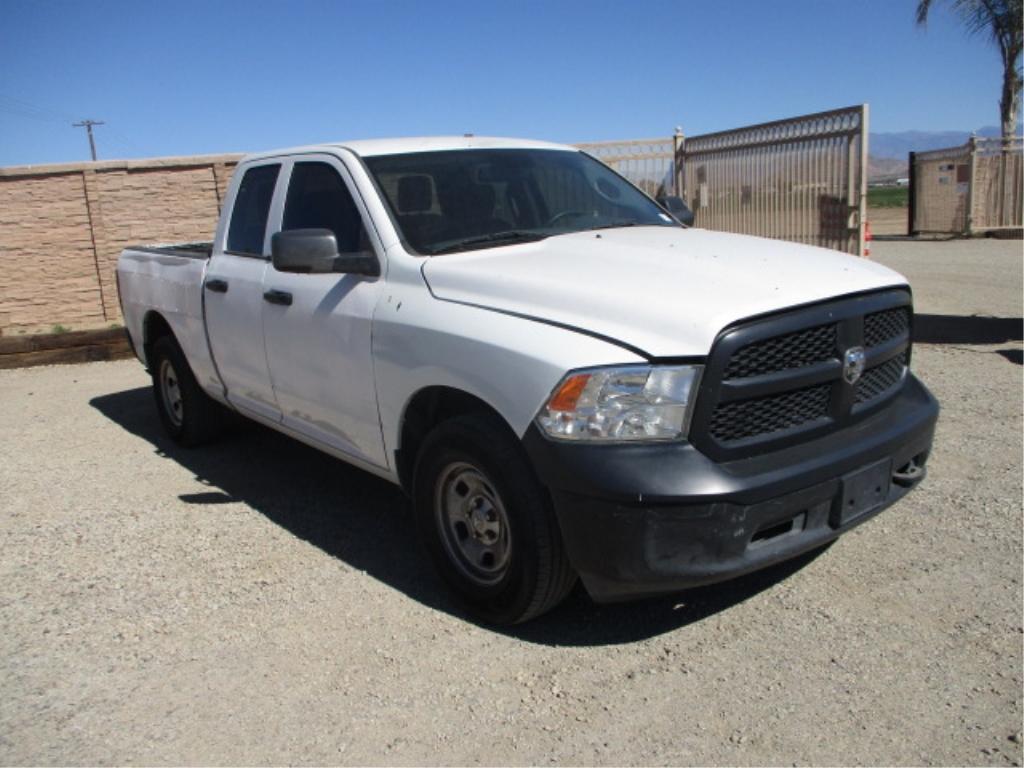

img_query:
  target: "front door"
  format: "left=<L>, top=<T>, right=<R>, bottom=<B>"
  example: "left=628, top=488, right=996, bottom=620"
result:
left=261, top=156, right=387, bottom=469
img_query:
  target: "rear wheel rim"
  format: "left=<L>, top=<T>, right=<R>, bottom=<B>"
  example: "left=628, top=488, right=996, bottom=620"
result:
left=434, top=461, right=512, bottom=586
left=159, top=358, right=184, bottom=428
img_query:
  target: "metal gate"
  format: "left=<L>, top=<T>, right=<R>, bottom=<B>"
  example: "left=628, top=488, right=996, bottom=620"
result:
left=908, top=143, right=971, bottom=233
left=910, top=136, right=1023, bottom=234
left=973, top=137, right=1024, bottom=230
left=676, top=105, right=869, bottom=255
left=574, top=137, right=678, bottom=198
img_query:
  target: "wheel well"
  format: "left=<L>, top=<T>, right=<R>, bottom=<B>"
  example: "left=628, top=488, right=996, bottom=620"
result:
left=396, top=386, right=514, bottom=494
left=142, top=311, right=174, bottom=366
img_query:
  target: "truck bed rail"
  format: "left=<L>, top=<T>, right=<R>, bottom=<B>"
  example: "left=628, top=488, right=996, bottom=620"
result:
left=125, top=242, right=213, bottom=260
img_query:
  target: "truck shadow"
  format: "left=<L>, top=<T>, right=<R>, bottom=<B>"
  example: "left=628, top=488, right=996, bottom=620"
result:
left=914, top=313, right=1022, bottom=343
left=914, top=314, right=1023, bottom=364
left=90, top=386, right=829, bottom=647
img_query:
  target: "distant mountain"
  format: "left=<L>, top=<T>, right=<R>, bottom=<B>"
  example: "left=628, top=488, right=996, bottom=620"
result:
left=868, top=155, right=909, bottom=182
left=869, top=124, right=1023, bottom=159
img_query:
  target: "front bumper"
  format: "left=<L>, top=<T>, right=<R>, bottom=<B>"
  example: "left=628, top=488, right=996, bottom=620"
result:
left=522, top=374, right=939, bottom=603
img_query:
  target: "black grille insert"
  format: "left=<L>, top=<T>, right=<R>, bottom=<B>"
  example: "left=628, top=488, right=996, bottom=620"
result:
left=864, top=307, right=910, bottom=348
left=856, top=352, right=907, bottom=404
left=709, top=383, right=831, bottom=442
left=724, top=323, right=837, bottom=379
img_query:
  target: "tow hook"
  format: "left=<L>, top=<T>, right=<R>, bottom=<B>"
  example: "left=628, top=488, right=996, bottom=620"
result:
left=893, top=457, right=926, bottom=488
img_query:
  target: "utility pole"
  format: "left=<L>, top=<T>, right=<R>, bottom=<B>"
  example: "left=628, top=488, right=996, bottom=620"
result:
left=72, top=119, right=105, bottom=161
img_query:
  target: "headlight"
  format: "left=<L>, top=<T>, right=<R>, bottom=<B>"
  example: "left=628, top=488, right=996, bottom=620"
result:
left=536, top=365, right=703, bottom=442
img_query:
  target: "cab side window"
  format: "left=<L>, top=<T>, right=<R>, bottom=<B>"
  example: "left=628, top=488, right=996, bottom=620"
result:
left=282, top=162, right=370, bottom=254
left=227, top=164, right=281, bottom=256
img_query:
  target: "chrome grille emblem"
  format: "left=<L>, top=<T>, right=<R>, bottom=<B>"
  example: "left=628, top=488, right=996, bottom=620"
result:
left=843, top=346, right=866, bottom=385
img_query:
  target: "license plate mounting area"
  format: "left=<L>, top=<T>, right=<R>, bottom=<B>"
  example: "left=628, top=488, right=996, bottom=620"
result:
left=834, top=458, right=892, bottom=527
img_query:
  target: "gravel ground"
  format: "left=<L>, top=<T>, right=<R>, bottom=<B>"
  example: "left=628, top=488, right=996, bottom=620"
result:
left=1, top=239, right=1021, bottom=766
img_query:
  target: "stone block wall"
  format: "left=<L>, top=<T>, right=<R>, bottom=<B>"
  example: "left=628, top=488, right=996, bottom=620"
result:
left=0, top=155, right=240, bottom=333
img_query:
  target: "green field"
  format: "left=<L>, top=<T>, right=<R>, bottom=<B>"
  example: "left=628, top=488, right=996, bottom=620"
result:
left=868, top=186, right=909, bottom=208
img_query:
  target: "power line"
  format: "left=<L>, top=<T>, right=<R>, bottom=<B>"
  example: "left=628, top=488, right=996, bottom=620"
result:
left=2, top=94, right=154, bottom=158
left=102, top=123, right=147, bottom=155
left=1, top=94, right=151, bottom=161
left=0, top=104, right=63, bottom=123
left=0, top=93, right=76, bottom=123
left=72, top=119, right=105, bottom=161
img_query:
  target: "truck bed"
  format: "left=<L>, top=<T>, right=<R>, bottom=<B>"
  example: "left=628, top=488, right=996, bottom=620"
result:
left=117, top=242, right=218, bottom=387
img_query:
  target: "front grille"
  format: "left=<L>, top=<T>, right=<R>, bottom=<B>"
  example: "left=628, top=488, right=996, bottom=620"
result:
left=691, top=290, right=913, bottom=460
left=856, top=352, right=908, bottom=404
left=864, top=307, right=910, bottom=348
left=709, top=383, right=831, bottom=442
left=724, top=323, right=836, bottom=379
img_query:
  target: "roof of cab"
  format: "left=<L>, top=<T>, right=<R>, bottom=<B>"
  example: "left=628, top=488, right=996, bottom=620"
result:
left=240, top=136, right=574, bottom=163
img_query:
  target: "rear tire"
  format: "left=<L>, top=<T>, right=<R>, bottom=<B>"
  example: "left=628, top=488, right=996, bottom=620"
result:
left=150, top=335, right=225, bottom=447
left=413, top=413, right=577, bottom=624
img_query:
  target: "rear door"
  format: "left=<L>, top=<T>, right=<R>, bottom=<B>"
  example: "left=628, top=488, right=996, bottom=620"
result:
left=204, top=161, right=283, bottom=422
left=261, top=155, right=387, bottom=468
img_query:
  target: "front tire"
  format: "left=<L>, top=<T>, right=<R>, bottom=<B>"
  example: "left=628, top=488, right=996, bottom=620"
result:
left=149, top=335, right=225, bottom=447
left=413, top=413, right=577, bottom=624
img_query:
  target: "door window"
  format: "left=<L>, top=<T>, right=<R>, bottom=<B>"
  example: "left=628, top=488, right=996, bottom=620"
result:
left=282, top=162, right=370, bottom=254
left=227, top=164, right=281, bottom=256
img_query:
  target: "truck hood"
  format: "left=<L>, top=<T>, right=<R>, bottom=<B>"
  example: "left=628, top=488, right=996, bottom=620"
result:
left=420, top=226, right=908, bottom=358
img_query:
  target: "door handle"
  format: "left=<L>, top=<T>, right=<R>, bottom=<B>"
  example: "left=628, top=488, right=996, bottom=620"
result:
left=263, top=289, right=293, bottom=306
left=205, top=278, right=229, bottom=293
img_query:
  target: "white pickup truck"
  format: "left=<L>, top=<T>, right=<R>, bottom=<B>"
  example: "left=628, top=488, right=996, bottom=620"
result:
left=116, top=137, right=938, bottom=623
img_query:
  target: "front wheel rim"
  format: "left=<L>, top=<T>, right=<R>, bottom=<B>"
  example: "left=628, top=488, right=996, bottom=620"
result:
left=434, top=461, right=512, bottom=586
left=159, top=358, right=184, bottom=428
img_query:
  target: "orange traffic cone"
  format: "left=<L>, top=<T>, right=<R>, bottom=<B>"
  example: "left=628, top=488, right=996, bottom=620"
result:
left=864, top=220, right=872, bottom=258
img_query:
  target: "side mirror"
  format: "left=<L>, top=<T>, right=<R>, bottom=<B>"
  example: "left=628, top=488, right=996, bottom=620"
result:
left=656, top=195, right=695, bottom=227
left=271, top=229, right=380, bottom=276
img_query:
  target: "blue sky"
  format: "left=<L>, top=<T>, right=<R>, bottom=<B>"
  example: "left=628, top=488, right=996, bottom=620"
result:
left=0, top=0, right=1011, bottom=166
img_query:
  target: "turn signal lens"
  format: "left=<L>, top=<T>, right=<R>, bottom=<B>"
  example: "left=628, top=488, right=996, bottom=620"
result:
left=547, top=373, right=590, bottom=411
left=536, top=365, right=702, bottom=442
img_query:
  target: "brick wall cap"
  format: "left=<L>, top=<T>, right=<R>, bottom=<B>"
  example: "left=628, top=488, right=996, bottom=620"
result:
left=0, top=154, right=244, bottom=179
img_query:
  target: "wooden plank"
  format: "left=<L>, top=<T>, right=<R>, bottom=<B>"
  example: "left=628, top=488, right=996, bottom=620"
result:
left=0, top=327, right=130, bottom=355
left=0, top=339, right=134, bottom=370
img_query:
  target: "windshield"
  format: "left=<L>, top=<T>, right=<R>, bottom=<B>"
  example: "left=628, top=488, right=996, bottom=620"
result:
left=364, top=148, right=678, bottom=255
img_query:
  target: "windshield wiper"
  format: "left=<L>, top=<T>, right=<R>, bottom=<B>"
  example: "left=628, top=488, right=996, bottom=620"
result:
left=586, top=220, right=672, bottom=232
left=586, top=221, right=642, bottom=231
left=429, top=230, right=548, bottom=255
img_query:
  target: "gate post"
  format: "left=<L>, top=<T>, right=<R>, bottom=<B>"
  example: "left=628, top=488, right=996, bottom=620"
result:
left=907, top=152, right=917, bottom=236
left=966, top=136, right=977, bottom=235
left=672, top=126, right=684, bottom=198
left=857, top=103, right=869, bottom=256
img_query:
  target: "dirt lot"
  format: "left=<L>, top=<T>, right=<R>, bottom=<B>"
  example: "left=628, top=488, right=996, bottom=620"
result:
left=1, top=239, right=1021, bottom=766
left=868, top=206, right=910, bottom=237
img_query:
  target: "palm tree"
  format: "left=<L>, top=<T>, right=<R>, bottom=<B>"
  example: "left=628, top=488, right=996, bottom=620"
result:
left=916, top=0, right=1023, bottom=142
